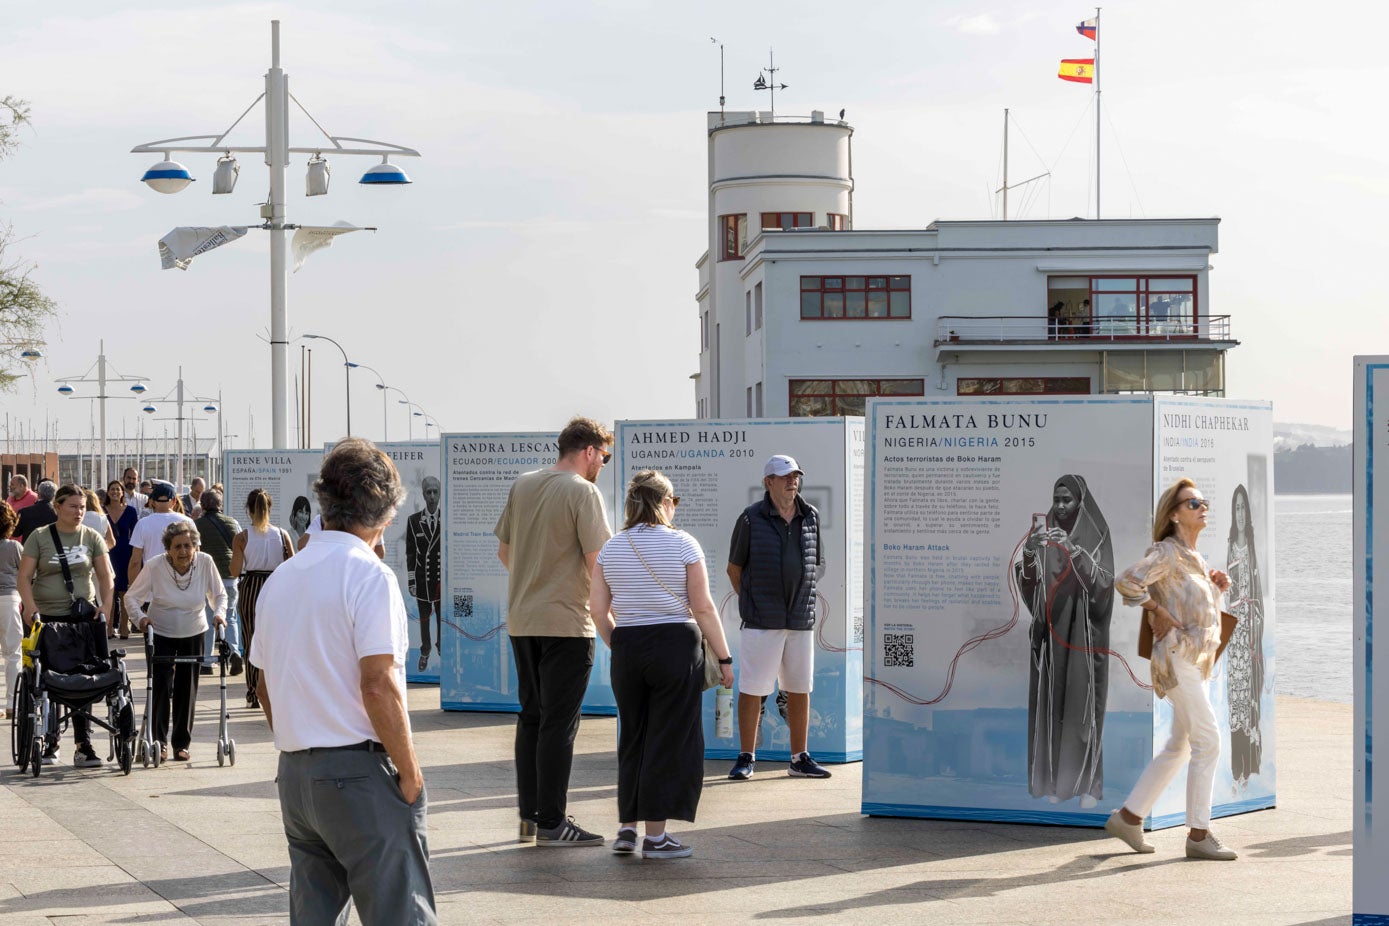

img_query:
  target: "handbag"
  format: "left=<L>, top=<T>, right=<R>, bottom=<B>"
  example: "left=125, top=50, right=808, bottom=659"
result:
left=49, top=524, right=98, bottom=622
left=623, top=530, right=725, bottom=691
left=1138, top=607, right=1237, bottom=661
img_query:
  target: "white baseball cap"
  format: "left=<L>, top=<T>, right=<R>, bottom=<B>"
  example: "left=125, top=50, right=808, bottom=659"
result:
left=763, top=455, right=804, bottom=478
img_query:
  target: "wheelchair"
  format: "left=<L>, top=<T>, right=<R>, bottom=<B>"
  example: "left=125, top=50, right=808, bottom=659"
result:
left=10, top=619, right=137, bottom=777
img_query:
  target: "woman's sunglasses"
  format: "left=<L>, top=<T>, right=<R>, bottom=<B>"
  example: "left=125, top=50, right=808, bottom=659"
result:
left=1183, top=498, right=1211, bottom=511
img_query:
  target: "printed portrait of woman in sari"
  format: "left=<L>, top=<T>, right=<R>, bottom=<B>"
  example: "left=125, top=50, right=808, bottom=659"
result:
left=1225, top=483, right=1265, bottom=789
left=1015, top=474, right=1115, bottom=807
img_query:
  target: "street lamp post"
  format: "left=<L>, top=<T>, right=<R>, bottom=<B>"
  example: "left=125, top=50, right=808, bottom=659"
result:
left=305, top=334, right=351, bottom=436
left=142, top=367, right=220, bottom=490
left=382, top=387, right=412, bottom=440
left=131, top=20, right=419, bottom=449
left=347, top=362, right=388, bottom=441
left=54, top=340, right=150, bottom=485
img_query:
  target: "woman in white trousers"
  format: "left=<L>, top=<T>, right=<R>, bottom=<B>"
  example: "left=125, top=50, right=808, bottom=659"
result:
left=1105, top=477, right=1238, bottom=861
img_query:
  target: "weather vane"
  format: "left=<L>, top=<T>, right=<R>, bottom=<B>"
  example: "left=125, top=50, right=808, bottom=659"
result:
left=753, top=48, right=788, bottom=118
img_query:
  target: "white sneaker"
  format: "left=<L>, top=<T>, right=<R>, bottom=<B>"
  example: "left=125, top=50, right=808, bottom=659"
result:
left=1186, top=833, right=1238, bottom=861
left=1104, top=811, right=1155, bottom=853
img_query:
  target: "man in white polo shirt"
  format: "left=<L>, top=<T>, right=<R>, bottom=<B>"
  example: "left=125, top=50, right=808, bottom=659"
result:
left=252, top=437, right=436, bottom=926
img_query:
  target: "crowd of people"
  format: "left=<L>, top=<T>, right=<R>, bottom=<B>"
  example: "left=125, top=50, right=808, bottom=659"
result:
left=0, top=419, right=1248, bottom=926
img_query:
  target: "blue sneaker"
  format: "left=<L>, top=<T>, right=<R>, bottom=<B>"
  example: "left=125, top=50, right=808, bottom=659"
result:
left=728, top=752, right=755, bottom=780
left=788, top=752, right=832, bottom=778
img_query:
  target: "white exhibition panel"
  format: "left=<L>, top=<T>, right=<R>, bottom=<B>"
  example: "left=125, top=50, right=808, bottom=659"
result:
left=861, top=397, right=1274, bottom=828
left=615, top=417, right=864, bottom=763
left=1355, top=357, right=1389, bottom=926
left=438, top=434, right=619, bottom=715
left=1152, top=397, right=1276, bottom=827
left=222, top=449, right=324, bottom=541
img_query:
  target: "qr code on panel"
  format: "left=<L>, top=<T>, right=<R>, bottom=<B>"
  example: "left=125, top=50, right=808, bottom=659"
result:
left=452, top=593, right=473, bottom=620
left=883, top=632, right=914, bottom=667
left=852, top=612, right=864, bottom=645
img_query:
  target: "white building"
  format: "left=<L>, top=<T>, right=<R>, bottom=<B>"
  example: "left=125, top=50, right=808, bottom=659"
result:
left=695, top=112, right=1235, bottom=418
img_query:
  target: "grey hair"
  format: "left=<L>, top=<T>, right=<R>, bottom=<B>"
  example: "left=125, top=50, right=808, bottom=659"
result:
left=36, top=480, right=56, bottom=501
left=161, top=519, right=200, bottom=551
left=314, top=437, right=405, bottom=532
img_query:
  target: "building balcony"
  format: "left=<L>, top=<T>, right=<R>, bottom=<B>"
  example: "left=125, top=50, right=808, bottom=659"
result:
left=934, top=315, right=1235, bottom=351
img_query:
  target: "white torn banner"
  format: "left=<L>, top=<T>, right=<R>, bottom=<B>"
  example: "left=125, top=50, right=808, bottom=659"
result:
left=291, top=221, right=367, bottom=272
left=158, top=225, right=249, bottom=270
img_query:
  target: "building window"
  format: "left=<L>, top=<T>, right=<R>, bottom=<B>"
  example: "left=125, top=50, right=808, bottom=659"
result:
left=1048, top=275, right=1197, bottom=338
left=745, top=290, right=753, bottom=336
left=957, top=377, right=1091, bottom=396
left=720, top=214, right=747, bottom=260
left=755, top=381, right=764, bottom=416
left=800, top=275, right=911, bottom=320
left=747, top=386, right=754, bottom=417
left=761, top=212, right=813, bottom=230
left=1101, top=350, right=1224, bottom=396
left=701, top=311, right=709, bottom=351
left=827, top=213, right=848, bottom=231
left=789, top=378, right=925, bottom=417
left=754, top=282, right=763, bottom=330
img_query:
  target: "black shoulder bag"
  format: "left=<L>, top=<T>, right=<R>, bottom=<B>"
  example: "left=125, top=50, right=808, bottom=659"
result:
left=48, top=524, right=98, bottom=621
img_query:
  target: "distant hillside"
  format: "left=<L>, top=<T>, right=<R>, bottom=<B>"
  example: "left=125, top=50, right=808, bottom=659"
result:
left=1275, top=443, right=1352, bottom=494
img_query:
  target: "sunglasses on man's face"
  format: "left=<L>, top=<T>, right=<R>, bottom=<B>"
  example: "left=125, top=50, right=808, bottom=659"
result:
left=1182, top=498, right=1211, bottom=511
left=594, top=448, right=612, bottom=464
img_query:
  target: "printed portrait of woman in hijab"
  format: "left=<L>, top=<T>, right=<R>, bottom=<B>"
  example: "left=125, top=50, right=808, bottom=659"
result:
left=1014, top=474, right=1115, bottom=808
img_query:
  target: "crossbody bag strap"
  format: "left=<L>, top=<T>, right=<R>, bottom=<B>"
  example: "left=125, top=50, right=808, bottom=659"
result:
left=47, top=524, right=78, bottom=598
left=624, top=529, right=692, bottom=616
left=208, top=514, right=235, bottom=547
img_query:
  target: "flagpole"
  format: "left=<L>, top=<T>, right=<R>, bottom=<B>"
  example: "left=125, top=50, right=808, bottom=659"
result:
left=1094, top=6, right=1102, bottom=219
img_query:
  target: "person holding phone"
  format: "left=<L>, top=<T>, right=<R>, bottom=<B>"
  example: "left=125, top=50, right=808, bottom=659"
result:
left=1015, top=475, right=1114, bottom=809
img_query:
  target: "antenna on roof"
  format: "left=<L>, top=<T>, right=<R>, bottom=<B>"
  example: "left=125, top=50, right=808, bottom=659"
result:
left=753, top=47, right=788, bottom=118
left=711, top=37, right=725, bottom=122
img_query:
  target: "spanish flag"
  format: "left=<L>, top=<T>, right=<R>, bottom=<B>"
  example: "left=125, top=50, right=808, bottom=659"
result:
left=1076, top=17, right=1097, bottom=40
left=1058, top=58, right=1094, bottom=84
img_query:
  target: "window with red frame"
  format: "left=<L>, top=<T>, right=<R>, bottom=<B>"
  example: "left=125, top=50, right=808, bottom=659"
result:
left=800, top=275, right=911, bottom=320
left=827, top=213, right=848, bottom=231
left=761, top=212, right=813, bottom=230
left=719, top=214, right=747, bottom=260
left=789, top=378, right=925, bottom=417
left=957, top=377, right=1091, bottom=396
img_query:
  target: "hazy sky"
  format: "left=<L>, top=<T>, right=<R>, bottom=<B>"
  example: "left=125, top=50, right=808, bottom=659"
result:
left=1, top=0, right=1381, bottom=451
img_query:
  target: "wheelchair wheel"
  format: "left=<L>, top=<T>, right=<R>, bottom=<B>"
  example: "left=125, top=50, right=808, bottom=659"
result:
left=10, top=675, right=30, bottom=768
left=227, top=739, right=236, bottom=767
left=217, top=738, right=226, bottom=768
left=29, top=737, right=42, bottom=778
left=116, top=735, right=134, bottom=775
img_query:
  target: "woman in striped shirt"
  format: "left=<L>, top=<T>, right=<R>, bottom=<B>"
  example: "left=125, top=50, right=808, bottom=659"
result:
left=590, top=470, right=733, bottom=860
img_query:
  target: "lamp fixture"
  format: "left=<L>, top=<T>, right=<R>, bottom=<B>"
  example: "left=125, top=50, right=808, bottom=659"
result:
left=360, top=156, right=412, bottom=185
left=56, top=383, right=74, bottom=396
left=306, top=153, right=330, bottom=196
left=129, top=382, right=148, bottom=394
left=19, top=348, right=42, bottom=360
left=142, top=403, right=158, bottom=414
left=212, top=154, right=240, bottom=194
left=203, top=403, right=219, bottom=414
left=141, top=155, right=195, bottom=194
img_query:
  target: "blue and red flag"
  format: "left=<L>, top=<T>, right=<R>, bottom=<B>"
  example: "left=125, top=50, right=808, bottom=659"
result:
left=1076, top=17, right=1097, bottom=40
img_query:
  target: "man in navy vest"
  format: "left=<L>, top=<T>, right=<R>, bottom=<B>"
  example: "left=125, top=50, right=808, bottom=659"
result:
left=725, top=455, right=831, bottom=781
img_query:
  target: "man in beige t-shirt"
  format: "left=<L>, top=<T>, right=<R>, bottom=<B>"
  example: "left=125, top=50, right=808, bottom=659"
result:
left=496, top=416, right=613, bottom=847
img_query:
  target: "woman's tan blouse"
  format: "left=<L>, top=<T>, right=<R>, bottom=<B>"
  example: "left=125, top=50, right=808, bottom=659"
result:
left=1115, top=537, right=1224, bottom=698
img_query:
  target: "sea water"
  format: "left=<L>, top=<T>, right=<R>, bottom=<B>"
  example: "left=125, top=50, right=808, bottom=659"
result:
left=1275, top=494, right=1352, bottom=703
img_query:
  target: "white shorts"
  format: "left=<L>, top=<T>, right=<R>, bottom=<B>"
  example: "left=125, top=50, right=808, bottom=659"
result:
left=737, top=627, right=814, bottom=696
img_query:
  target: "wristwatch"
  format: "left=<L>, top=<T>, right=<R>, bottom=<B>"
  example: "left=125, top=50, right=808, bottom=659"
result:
left=718, top=656, right=733, bottom=665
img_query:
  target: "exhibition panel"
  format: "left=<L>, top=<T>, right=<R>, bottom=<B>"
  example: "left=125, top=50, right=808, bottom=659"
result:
left=616, top=417, right=865, bottom=763
left=861, top=396, right=1274, bottom=828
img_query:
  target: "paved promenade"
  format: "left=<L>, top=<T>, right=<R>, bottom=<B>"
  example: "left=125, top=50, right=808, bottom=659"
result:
left=0, top=649, right=1351, bottom=925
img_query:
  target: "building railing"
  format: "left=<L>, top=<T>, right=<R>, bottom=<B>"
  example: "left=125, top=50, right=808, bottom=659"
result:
left=934, top=315, right=1232, bottom=346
